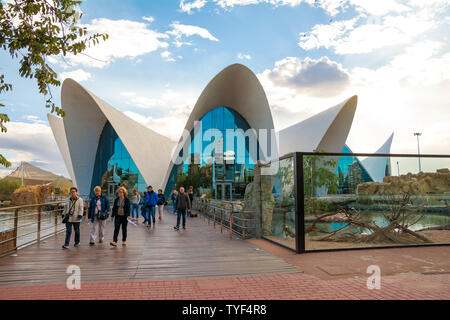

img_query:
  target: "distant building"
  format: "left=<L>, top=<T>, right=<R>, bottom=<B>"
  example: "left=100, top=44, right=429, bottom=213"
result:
left=48, top=64, right=375, bottom=199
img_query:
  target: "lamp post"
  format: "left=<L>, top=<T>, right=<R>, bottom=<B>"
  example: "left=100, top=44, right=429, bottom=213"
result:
left=413, top=132, right=422, bottom=172
left=396, top=161, right=400, bottom=176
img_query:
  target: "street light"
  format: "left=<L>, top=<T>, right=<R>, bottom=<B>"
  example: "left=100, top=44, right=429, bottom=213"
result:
left=396, top=161, right=400, bottom=176
left=413, top=132, right=422, bottom=172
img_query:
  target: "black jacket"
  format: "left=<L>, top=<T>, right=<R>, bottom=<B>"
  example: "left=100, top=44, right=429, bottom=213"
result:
left=175, top=192, right=191, bottom=210
left=112, top=197, right=130, bottom=218
left=157, top=193, right=166, bottom=205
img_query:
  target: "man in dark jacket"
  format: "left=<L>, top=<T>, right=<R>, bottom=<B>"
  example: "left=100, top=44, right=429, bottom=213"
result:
left=174, top=187, right=191, bottom=230
left=144, top=186, right=158, bottom=227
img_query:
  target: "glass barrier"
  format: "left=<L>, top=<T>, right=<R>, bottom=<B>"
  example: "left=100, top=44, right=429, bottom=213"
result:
left=262, top=156, right=296, bottom=250
left=303, top=154, right=450, bottom=251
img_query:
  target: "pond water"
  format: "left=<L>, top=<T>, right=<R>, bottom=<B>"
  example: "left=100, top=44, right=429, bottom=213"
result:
left=306, top=212, right=450, bottom=236
left=0, top=210, right=66, bottom=248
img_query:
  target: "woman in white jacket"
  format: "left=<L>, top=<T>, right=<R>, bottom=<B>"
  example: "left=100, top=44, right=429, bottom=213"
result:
left=62, top=187, right=84, bottom=249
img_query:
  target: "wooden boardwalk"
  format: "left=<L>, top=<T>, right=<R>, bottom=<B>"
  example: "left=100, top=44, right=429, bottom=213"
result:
left=0, top=209, right=301, bottom=287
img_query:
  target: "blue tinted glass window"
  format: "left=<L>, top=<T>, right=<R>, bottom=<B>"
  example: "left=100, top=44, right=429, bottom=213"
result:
left=90, top=122, right=147, bottom=197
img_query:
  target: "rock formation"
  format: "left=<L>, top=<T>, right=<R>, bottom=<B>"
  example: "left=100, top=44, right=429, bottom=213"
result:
left=358, top=168, right=450, bottom=195
left=11, top=185, right=55, bottom=206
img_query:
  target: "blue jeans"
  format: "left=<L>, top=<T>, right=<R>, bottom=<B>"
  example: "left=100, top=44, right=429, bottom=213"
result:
left=146, top=206, right=156, bottom=225
left=131, top=203, right=139, bottom=218
left=172, top=202, right=176, bottom=213
left=176, top=209, right=187, bottom=228
left=141, top=205, right=147, bottom=222
left=64, top=222, right=80, bottom=246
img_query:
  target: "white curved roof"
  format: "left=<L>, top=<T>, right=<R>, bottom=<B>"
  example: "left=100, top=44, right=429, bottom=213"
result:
left=277, top=95, right=358, bottom=155
left=48, top=64, right=361, bottom=196
left=48, top=79, right=176, bottom=196
left=360, top=132, right=394, bottom=182
left=161, top=63, right=276, bottom=189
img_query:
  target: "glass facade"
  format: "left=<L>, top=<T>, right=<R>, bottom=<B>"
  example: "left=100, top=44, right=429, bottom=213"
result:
left=164, top=106, right=258, bottom=199
left=335, top=145, right=373, bottom=194
left=90, top=121, right=147, bottom=197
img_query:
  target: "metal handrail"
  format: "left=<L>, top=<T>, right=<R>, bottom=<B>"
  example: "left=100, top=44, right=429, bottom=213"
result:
left=0, top=201, right=88, bottom=256
left=0, top=201, right=65, bottom=211
left=193, top=198, right=256, bottom=239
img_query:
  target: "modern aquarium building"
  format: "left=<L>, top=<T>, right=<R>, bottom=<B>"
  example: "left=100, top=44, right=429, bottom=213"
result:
left=48, top=63, right=391, bottom=199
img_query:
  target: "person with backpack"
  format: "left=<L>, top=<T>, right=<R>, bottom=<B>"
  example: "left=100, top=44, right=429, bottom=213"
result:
left=156, top=189, right=166, bottom=221
left=173, top=186, right=191, bottom=231
left=144, top=186, right=158, bottom=228
left=88, top=186, right=111, bottom=245
left=171, top=189, right=178, bottom=214
left=110, top=187, right=130, bottom=247
left=62, top=187, right=84, bottom=249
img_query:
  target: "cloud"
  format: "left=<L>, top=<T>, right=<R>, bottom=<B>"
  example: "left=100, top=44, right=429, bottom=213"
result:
left=298, top=2, right=447, bottom=54
left=167, top=21, right=219, bottom=42
left=237, top=53, right=251, bottom=60
left=51, top=18, right=169, bottom=68
left=259, top=56, right=350, bottom=98
left=60, top=69, right=92, bottom=82
left=161, top=51, right=176, bottom=62
left=178, top=0, right=409, bottom=16
left=180, top=0, right=208, bottom=14
left=0, top=121, right=69, bottom=178
left=142, top=16, right=155, bottom=23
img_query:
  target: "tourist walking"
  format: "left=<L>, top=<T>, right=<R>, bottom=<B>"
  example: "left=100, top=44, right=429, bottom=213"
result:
left=140, top=191, right=147, bottom=224
left=110, top=187, right=130, bottom=247
left=171, top=189, right=178, bottom=214
left=88, top=186, right=111, bottom=245
left=62, top=187, right=84, bottom=249
left=188, top=186, right=194, bottom=217
left=130, top=188, right=140, bottom=222
left=156, top=189, right=166, bottom=221
left=144, top=186, right=158, bottom=228
left=174, top=187, right=191, bottom=230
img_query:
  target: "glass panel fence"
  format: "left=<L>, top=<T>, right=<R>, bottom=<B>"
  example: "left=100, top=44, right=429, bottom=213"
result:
left=262, top=156, right=296, bottom=250
left=303, top=154, right=450, bottom=251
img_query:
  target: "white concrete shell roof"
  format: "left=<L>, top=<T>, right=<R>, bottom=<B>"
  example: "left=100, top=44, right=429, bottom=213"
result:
left=48, top=79, right=176, bottom=196
left=48, top=64, right=361, bottom=196
left=161, top=63, right=275, bottom=189
left=360, top=132, right=394, bottom=182
left=277, top=95, right=358, bottom=155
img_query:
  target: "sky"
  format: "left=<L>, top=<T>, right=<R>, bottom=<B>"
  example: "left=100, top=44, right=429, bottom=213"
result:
left=0, top=0, right=449, bottom=178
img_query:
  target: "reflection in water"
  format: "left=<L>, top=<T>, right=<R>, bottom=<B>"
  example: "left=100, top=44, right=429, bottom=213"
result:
left=308, top=212, right=450, bottom=236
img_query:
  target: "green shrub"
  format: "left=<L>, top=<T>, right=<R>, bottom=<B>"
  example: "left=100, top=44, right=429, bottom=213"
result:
left=0, top=178, right=21, bottom=196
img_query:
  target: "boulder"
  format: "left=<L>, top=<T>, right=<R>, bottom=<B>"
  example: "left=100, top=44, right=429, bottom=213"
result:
left=11, top=185, right=55, bottom=206
left=358, top=168, right=450, bottom=195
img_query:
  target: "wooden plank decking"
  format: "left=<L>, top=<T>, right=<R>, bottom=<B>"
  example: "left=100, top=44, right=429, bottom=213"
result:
left=0, top=209, right=301, bottom=287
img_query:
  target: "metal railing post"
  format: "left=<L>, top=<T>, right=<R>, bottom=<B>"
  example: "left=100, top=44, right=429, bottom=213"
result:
left=54, top=205, right=58, bottom=234
left=13, top=208, right=19, bottom=249
left=242, top=211, right=246, bottom=239
left=213, top=207, right=216, bottom=228
left=37, top=206, right=42, bottom=242
left=229, top=207, right=233, bottom=240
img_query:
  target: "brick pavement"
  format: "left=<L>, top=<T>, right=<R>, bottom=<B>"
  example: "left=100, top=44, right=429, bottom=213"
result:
left=0, top=271, right=449, bottom=300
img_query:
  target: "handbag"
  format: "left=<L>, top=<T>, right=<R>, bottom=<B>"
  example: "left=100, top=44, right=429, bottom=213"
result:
left=62, top=198, right=77, bottom=223
left=98, top=210, right=108, bottom=220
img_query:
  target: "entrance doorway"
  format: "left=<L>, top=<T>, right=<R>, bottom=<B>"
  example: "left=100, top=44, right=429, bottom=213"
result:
left=215, top=182, right=232, bottom=201
left=107, top=182, right=117, bottom=198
